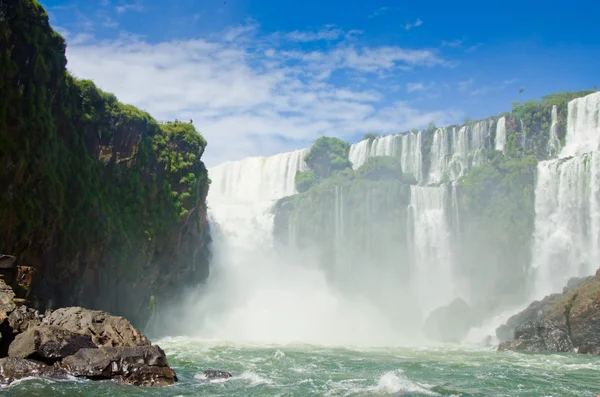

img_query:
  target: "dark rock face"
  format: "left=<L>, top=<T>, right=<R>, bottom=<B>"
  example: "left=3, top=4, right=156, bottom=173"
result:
left=8, top=305, right=42, bottom=334
left=497, top=268, right=600, bottom=355
left=498, top=320, right=572, bottom=352
left=61, top=345, right=177, bottom=386
left=0, top=278, right=178, bottom=387
left=424, top=298, right=478, bottom=342
left=204, top=369, right=233, bottom=379
left=43, top=307, right=151, bottom=347
left=8, top=325, right=97, bottom=363
left=0, top=279, right=16, bottom=320
left=0, top=358, right=67, bottom=385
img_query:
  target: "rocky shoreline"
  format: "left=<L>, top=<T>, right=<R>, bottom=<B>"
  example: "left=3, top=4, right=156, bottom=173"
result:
left=0, top=258, right=177, bottom=387
left=496, top=269, right=600, bottom=355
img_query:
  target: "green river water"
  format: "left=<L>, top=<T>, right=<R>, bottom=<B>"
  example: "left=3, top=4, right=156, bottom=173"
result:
left=2, top=337, right=599, bottom=396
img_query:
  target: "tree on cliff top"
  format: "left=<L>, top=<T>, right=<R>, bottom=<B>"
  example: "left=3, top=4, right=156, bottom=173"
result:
left=304, top=137, right=352, bottom=180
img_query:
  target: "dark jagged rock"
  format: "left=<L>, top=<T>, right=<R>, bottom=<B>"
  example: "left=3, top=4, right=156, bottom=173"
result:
left=0, top=255, right=16, bottom=269
left=497, top=269, right=600, bottom=355
left=0, top=279, right=16, bottom=321
left=7, top=305, right=42, bottom=334
left=498, top=319, right=572, bottom=352
left=61, top=345, right=177, bottom=386
left=0, top=280, right=176, bottom=387
left=0, top=357, right=67, bottom=385
left=203, top=369, right=233, bottom=379
left=43, top=307, right=151, bottom=347
left=8, top=325, right=97, bottom=363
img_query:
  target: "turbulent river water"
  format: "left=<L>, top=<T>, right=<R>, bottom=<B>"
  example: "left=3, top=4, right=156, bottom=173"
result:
left=4, top=339, right=600, bottom=396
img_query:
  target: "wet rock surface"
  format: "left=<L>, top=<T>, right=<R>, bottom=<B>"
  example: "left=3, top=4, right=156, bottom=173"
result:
left=0, top=357, right=67, bottom=385
left=61, top=345, right=177, bottom=386
left=8, top=325, right=97, bottom=363
left=43, top=306, right=151, bottom=347
left=203, top=369, right=233, bottom=379
left=0, top=278, right=177, bottom=387
left=497, top=269, right=600, bottom=355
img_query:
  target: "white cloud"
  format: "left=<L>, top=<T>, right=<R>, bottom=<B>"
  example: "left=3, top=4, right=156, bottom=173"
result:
left=406, top=82, right=435, bottom=93
left=470, top=79, right=517, bottom=96
left=442, top=39, right=463, bottom=48
left=369, top=7, right=388, bottom=19
left=116, top=0, right=143, bottom=14
left=102, top=17, right=118, bottom=28
left=404, top=18, right=423, bottom=30
left=458, top=78, right=474, bottom=92
left=64, top=24, right=459, bottom=166
left=286, top=26, right=344, bottom=42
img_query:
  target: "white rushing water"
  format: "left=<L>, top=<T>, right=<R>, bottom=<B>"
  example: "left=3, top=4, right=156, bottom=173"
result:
left=349, top=134, right=398, bottom=170
left=495, top=116, right=507, bottom=152
left=349, top=132, right=423, bottom=183
left=547, top=105, right=560, bottom=157
left=408, top=185, right=457, bottom=316
left=532, top=92, right=600, bottom=297
left=428, top=120, right=492, bottom=184
left=190, top=149, right=400, bottom=346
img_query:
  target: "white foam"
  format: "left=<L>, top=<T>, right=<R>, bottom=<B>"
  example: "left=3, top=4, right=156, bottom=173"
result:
left=372, top=369, right=439, bottom=396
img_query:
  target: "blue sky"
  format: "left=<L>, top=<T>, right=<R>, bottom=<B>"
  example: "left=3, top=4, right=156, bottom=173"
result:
left=42, top=0, right=600, bottom=166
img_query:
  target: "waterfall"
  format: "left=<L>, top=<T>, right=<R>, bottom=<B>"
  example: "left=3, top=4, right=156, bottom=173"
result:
left=495, top=116, right=507, bottom=152
left=349, top=134, right=398, bottom=170
left=334, top=185, right=345, bottom=276
left=532, top=92, right=600, bottom=297
left=409, top=185, right=456, bottom=316
left=400, top=131, right=423, bottom=183
left=349, top=139, right=370, bottom=170
left=188, top=148, right=400, bottom=345
left=547, top=105, right=560, bottom=157
left=428, top=120, right=492, bottom=183
left=370, top=134, right=397, bottom=158
left=428, top=128, right=450, bottom=183
left=211, top=148, right=308, bottom=203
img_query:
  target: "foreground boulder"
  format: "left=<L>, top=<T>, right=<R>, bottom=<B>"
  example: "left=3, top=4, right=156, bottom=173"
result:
left=8, top=325, right=97, bottom=363
left=61, top=345, right=177, bottom=386
left=497, top=268, right=600, bottom=355
left=0, top=357, right=67, bottom=385
left=0, top=278, right=177, bottom=387
left=43, top=307, right=151, bottom=347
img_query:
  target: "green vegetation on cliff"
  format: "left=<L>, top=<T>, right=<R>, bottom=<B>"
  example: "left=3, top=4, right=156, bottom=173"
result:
left=508, top=90, right=595, bottom=158
left=276, top=139, right=412, bottom=278
left=0, top=0, right=210, bottom=325
left=457, top=151, right=538, bottom=303
left=303, top=137, right=352, bottom=181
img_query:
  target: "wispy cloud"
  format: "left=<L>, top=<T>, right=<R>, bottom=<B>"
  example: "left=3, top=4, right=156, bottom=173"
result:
left=442, top=39, right=463, bottom=48
left=458, top=78, right=474, bottom=92
left=64, top=24, right=460, bottom=165
left=465, top=44, right=482, bottom=53
left=470, top=79, right=517, bottom=96
left=286, top=26, right=344, bottom=42
left=406, top=82, right=435, bottom=93
left=102, top=17, right=118, bottom=28
left=116, top=0, right=143, bottom=14
left=369, top=7, right=388, bottom=19
left=404, top=18, right=423, bottom=30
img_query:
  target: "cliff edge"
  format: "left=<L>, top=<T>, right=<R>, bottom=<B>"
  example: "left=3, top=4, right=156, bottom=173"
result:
left=0, top=0, right=211, bottom=328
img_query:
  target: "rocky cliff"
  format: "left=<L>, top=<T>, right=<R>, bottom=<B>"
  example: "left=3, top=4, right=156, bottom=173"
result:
left=496, top=270, right=600, bottom=355
left=0, top=0, right=211, bottom=328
